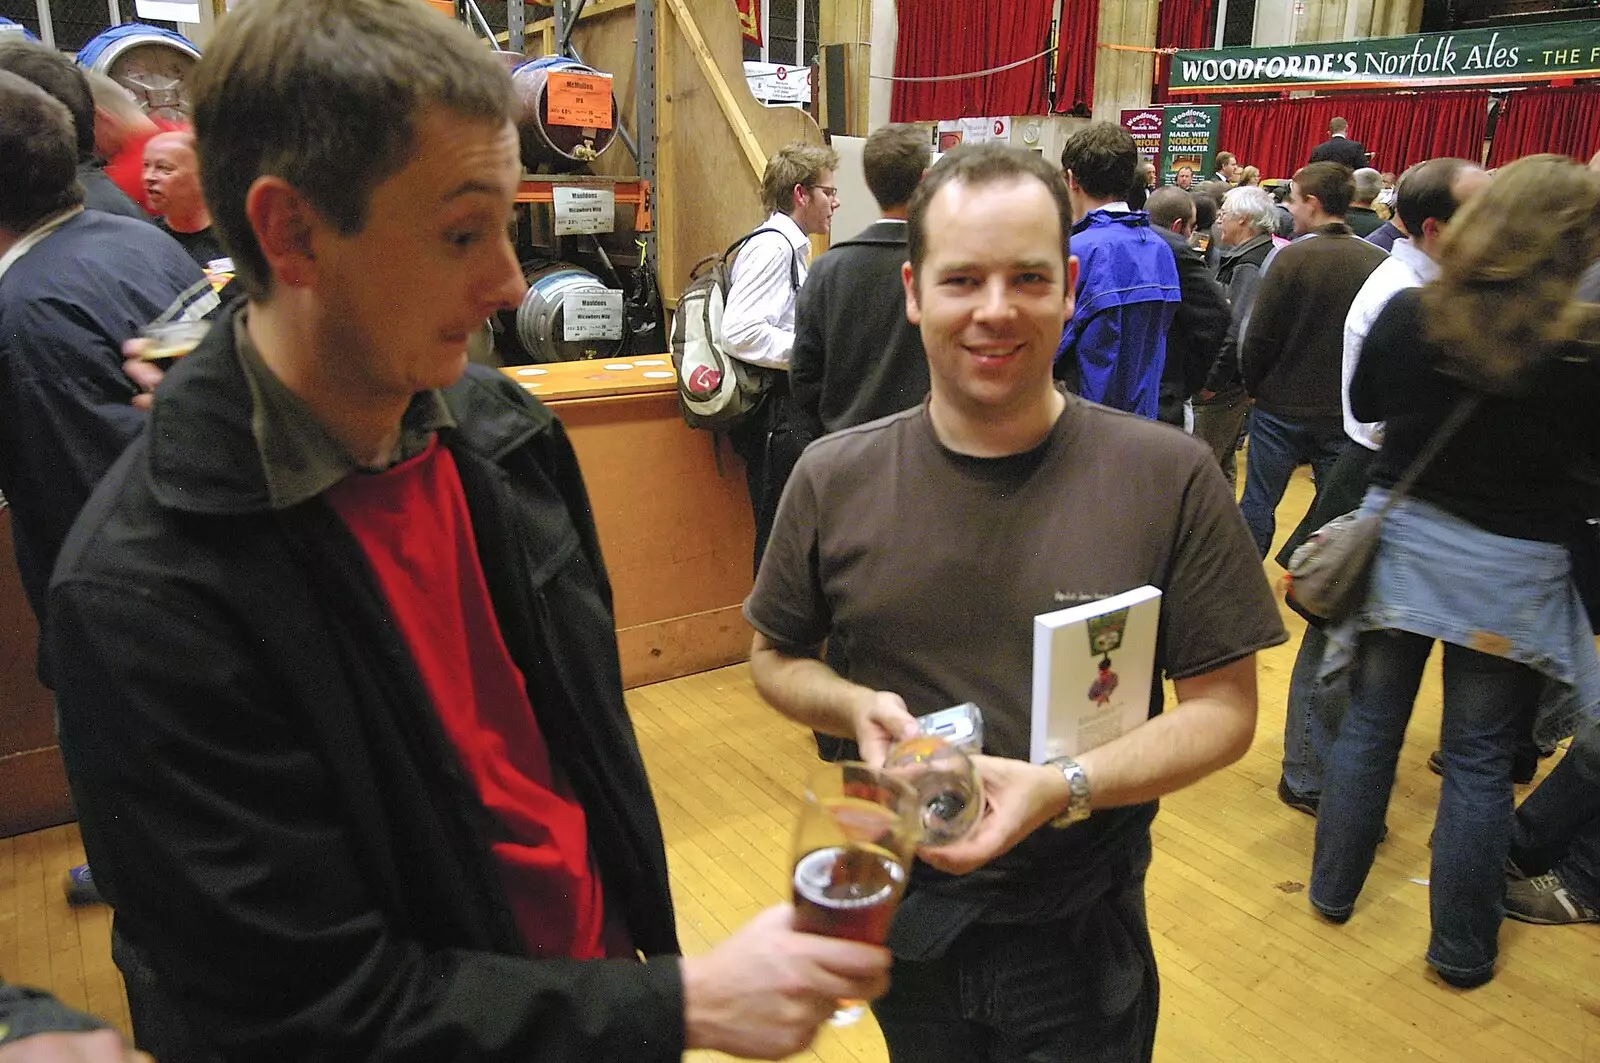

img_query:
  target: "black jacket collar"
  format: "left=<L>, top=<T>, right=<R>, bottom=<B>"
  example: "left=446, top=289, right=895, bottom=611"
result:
left=146, top=308, right=551, bottom=517
left=831, top=218, right=909, bottom=249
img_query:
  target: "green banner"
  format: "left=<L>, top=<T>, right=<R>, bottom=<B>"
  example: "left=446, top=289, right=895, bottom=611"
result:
left=1170, top=19, right=1600, bottom=93
left=1158, top=105, right=1220, bottom=187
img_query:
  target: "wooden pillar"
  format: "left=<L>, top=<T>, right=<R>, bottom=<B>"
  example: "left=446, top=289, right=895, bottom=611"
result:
left=1094, top=0, right=1159, bottom=119
left=818, top=0, right=871, bottom=135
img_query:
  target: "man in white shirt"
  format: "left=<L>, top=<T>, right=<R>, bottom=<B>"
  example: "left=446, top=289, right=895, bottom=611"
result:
left=722, top=141, right=839, bottom=570
left=1278, top=157, right=1490, bottom=815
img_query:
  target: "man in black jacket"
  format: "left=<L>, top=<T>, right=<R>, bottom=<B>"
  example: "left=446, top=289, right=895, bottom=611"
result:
left=1309, top=117, right=1368, bottom=171
left=1144, top=186, right=1229, bottom=429
left=789, top=122, right=930, bottom=444
left=49, top=3, right=887, bottom=1062
left=1193, top=185, right=1278, bottom=487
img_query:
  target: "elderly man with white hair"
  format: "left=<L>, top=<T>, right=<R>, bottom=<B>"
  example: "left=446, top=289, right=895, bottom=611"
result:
left=1191, top=184, right=1279, bottom=486
left=1344, top=167, right=1385, bottom=237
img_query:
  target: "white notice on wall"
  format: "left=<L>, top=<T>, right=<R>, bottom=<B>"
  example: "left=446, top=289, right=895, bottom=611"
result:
left=743, top=62, right=812, bottom=108
left=553, top=186, right=616, bottom=236
left=562, top=290, right=624, bottom=342
left=136, top=0, right=202, bottom=20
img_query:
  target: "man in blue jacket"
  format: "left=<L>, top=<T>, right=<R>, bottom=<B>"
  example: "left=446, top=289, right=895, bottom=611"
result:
left=1053, top=123, right=1180, bottom=419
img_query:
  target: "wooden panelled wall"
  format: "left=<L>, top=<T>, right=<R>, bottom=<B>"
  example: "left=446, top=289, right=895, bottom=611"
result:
left=563, top=0, right=825, bottom=301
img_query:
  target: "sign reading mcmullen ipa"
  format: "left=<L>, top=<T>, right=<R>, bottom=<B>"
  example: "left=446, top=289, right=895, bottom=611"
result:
left=1170, top=19, right=1600, bottom=93
left=1157, top=105, right=1220, bottom=187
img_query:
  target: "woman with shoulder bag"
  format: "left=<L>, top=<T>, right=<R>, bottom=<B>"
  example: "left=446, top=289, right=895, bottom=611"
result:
left=1308, top=155, right=1600, bottom=990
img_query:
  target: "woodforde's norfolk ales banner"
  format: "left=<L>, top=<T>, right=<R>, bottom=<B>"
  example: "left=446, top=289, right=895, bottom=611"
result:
left=1171, top=19, right=1600, bottom=93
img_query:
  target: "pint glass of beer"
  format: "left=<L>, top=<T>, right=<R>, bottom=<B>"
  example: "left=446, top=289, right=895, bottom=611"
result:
left=790, top=761, right=920, bottom=1026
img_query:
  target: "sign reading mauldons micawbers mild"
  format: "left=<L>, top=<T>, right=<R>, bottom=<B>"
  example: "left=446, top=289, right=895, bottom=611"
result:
left=1171, top=19, right=1600, bottom=93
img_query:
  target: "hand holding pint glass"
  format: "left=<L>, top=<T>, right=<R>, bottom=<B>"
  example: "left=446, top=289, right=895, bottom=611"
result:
left=791, top=762, right=920, bottom=1025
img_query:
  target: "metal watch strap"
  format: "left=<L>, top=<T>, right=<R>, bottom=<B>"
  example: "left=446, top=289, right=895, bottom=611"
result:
left=1046, top=756, right=1092, bottom=828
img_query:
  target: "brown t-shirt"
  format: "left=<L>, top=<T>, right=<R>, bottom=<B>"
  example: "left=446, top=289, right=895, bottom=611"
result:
left=746, top=395, right=1286, bottom=929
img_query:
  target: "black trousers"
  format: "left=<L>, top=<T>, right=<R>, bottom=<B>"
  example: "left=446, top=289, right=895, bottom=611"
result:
left=728, top=385, right=805, bottom=577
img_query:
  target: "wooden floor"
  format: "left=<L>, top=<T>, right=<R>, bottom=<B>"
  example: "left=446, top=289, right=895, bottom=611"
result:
left=5, top=462, right=1600, bottom=1062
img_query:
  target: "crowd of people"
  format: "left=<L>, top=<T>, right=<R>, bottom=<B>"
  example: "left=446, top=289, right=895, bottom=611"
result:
left=0, top=1, right=1597, bottom=1060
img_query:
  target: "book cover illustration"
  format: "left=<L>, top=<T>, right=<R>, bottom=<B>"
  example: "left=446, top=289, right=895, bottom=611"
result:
left=1030, top=586, right=1162, bottom=763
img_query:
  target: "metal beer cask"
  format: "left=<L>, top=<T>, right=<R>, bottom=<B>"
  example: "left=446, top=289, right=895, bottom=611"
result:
left=508, top=56, right=618, bottom=173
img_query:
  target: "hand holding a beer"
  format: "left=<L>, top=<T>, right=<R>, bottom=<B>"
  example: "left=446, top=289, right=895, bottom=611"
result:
left=678, top=904, right=890, bottom=1059
left=122, top=343, right=163, bottom=411
left=122, top=321, right=209, bottom=409
left=915, top=755, right=1072, bottom=875
left=786, top=762, right=920, bottom=1026
left=849, top=689, right=919, bottom=768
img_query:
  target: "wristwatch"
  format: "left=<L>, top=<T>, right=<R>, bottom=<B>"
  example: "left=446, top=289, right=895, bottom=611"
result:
left=1046, top=756, right=1093, bottom=828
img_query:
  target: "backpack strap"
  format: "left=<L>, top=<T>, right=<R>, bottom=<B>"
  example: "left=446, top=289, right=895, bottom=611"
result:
left=726, top=226, right=803, bottom=291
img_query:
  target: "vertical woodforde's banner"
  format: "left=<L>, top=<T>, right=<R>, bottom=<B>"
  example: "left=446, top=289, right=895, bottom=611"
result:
left=1158, top=105, right=1219, bottom=186
left=1119, top=109, right=1164, bottom=164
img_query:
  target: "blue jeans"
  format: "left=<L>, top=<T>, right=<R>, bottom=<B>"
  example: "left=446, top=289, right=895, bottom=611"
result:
left=1310, top=629, right=1539, bottom=985
left=1238, top=408, right=1349, bottom=558
left=873, top=868, right=1158, bottom=1063
left=1281, top=623, right=1348, bottom=797
left=1511, top=716, right=1600, bottom=908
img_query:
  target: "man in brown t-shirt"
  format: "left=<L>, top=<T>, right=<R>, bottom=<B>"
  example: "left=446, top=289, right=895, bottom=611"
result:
left=745, top=144, right=1287, bottom=1062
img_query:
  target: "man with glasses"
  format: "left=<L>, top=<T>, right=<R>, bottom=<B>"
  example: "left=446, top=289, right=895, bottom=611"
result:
left=722, top=141, right=839, bottom=569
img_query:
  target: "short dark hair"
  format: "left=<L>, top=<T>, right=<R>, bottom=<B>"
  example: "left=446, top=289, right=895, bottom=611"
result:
left=1397, top=157, right=1476, bottom=237
left=1195, top=179, right=1229, bottom=208
left=908, top=143, right=1071, bottom=283
left=193, top=0, right=517, bottom=300
left=1292, top=161, right=1354, bottom=217
left=862, top=123, right=929, bottom=211
left=1330, top=116, right=1348, bottom=135
left=0, top=70, right=83, bottom=232
left=1216, top=151, right=1236, bottom=169
left=1189, top=189, right=1217, bottom=231
left=0, top=40, right=94, bottom=160
left=1059, top=122, right=1138, bottom=200
left=1145, top=186, right=1194, bottom=231
left=1126, top=159, right=1154, bottom=210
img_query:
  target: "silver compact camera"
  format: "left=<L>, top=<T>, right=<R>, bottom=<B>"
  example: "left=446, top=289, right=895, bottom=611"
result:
left=916, top=702, right=984, bottom=754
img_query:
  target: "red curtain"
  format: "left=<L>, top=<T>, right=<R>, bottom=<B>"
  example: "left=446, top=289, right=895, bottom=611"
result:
left=1151, top=0, right=1215, bottom=103
left=891, top=0, right=1054, bottom=121
left=1053, top=0, right=1099, bottom=115
left=1486, top=86, right=1600, bottom=167
left=1406, top=90, right=1491, bottom=166
left=1211, top=91, right=1488, bottom=181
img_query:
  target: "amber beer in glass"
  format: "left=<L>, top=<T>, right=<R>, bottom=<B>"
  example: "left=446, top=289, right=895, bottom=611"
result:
left=790, top=762, right=920, bottom=1025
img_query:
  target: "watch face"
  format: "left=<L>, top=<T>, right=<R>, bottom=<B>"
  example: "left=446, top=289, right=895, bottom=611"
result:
left=110, top=43, right=198, bottom=121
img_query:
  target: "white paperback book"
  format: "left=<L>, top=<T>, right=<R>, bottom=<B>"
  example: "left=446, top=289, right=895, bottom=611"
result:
left=1030, top=585, right=1162, bottom=763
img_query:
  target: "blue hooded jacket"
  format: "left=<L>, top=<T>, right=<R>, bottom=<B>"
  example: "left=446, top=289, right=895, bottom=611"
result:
left=1054, top=209, right=1181, bottom=419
